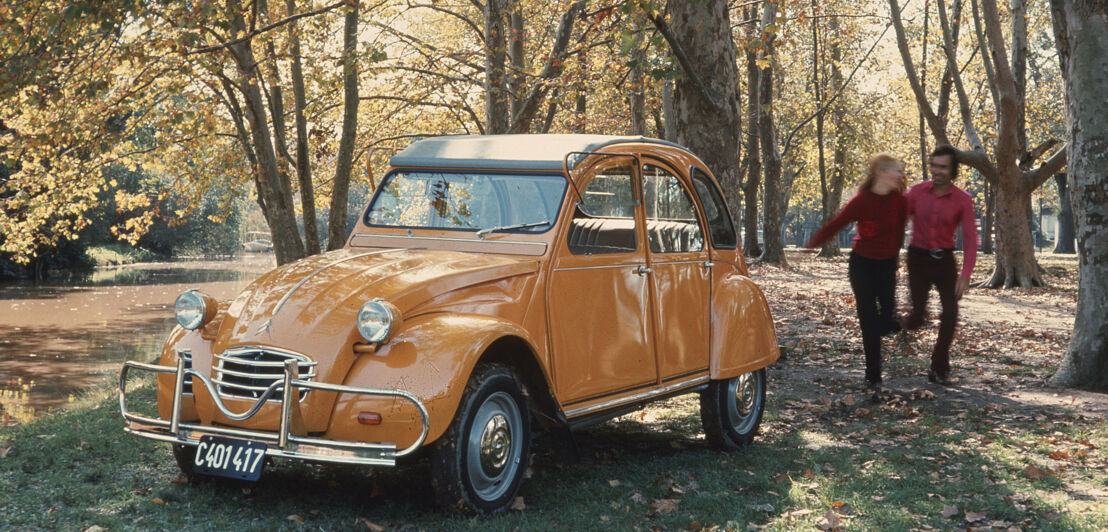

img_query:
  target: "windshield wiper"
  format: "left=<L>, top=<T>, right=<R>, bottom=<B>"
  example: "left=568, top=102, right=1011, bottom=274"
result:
left=475, top=220, right=550, bottom=238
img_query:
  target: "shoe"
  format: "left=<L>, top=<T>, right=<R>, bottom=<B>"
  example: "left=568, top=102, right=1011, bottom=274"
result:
left=927, top=369, right=952, bottom=385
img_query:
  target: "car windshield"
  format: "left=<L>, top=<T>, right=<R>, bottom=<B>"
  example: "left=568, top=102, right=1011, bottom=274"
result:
left=364, top=171, right=567, bottom=232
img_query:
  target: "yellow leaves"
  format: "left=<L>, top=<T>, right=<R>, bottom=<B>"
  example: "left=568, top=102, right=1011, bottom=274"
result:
left=114, top=190, right=151, bottom=211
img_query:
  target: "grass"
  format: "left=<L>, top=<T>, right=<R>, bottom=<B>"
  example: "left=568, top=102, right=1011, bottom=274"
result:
left=1, top=374, right=1104, bottom=531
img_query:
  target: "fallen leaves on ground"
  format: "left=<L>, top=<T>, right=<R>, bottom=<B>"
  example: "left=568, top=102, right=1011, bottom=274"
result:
left=358, top=518, right=385, bottom=531
left=510, top=496, right=526, bottom=511
left=651, top=498, right=678, bottom=513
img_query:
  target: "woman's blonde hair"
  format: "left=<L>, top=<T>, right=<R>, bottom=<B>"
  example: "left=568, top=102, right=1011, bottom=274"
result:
left=856, top=153, right=905, bottom=193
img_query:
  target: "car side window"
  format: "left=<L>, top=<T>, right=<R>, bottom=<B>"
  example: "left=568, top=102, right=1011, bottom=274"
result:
left=642, top=164, right=704, bottom=253
left=567, top=165, right=638, bottom=254
left=691, top=167, right=738, bottom=249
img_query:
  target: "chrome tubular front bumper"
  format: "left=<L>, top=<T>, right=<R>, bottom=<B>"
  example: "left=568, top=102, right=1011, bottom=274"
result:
left=119, top=358, right=430, bottom=467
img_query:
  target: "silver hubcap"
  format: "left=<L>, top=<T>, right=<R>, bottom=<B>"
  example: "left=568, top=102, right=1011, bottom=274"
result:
left=726, top=372, right=760, bottom=433
left=479, top=414, right=511, bottom=476
left=466, top=391, right=522, bottom=501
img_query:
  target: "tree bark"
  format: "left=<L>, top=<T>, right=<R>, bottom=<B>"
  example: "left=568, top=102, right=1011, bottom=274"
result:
left=756, top=4, right=786, bottom=265
left=662, top=0, right=743, bottom=238
left=629, top=19, right=646, bottom=136
left=508, top=1, right=524, bottom=125
left=1052, top=172, right=1075, bottom=254
left=286, top=0, right=320, bottom=255
left=484, top=0, right=510, bottom=134
left=742, top=34, right=763, bottom=258
left=819, top=13, right=847, bottom=258
left=327, top=1, right=360, bottom=250
left=1049, top=0, right=1108, bottom=390
left=982, top=179, right=994, bottom=253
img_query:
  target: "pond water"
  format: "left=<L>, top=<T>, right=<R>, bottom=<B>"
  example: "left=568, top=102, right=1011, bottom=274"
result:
left=0, top=254, right=275, bottom=424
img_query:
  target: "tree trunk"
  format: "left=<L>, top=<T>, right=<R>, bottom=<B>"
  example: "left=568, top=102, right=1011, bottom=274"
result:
left=573, top=86, right=586, bottom=133
left=982, top=176, right=1041, bottom=287
left=484, top=0, right=509, bottom=134
left=508, top=1, right=524, bottom=125
left=1052, top=172, right=1075, bottom=254
left=327, top=1, right=360, bottom=250
left=286, top=0, right=319, bottom=255
left=227, top=6, right=304, bottom=265
left=662, top=77, right=675, bottom=141
left=818, top=10, right=846, bottom=258
left=663, top=0, right=743, bottom=235
left=742, top=25, right=762, bottom=258
left=755, top=4, right=785, bottom=265
left=1049, top=0, right=1108, bottom=390
left=982, top=178, right=994, bottom=253
left=629, top=19, right=646, bottom=136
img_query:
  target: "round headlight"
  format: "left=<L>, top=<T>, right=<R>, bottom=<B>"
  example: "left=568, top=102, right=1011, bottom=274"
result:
left=357, top=299, right=398, bottom=343
left=175, top=290, right=216, bottom=330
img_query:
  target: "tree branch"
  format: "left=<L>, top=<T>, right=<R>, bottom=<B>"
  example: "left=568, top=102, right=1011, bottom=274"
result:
left=781, top=12, right=893, bottom=158
left=186, top=0, right=347, bottom=55
left=1024, top=145, right=1066, bottom=188
left=937, top=0, right=984, bottom=151
left=508, top=1, right=586, bottom=133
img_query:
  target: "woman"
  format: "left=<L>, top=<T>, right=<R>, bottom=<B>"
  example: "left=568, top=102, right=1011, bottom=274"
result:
left=806, top=153, right=908, bottom=392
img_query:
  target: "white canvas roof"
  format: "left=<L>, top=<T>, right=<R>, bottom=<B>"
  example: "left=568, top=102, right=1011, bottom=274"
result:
left=389, top=134, right=687, bottom=171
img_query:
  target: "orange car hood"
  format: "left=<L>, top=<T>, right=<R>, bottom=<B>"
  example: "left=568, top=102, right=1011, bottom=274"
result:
left=215, top=248, right=539, bottom=352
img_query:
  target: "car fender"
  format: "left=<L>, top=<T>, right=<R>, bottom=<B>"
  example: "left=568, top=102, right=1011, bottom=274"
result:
left=710, top=273, right=779, bottom=379
left=325, top=313, right=548, bottom=449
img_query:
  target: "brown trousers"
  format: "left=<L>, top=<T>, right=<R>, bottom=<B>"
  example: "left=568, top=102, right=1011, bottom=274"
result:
left=903, top=246, right=958, bottom=374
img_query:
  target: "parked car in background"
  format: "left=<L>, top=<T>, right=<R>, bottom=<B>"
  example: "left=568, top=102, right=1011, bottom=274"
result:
left=119, top=134, right=779, bottom=514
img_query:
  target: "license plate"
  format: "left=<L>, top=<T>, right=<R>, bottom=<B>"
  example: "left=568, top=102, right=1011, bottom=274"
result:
left=193, top=436, right=267, bottom=481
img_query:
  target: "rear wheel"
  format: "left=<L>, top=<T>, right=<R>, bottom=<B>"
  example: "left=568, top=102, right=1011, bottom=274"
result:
left=700, top=369, right=766, bottom=450
left=431, top=364, right=531, bottom=515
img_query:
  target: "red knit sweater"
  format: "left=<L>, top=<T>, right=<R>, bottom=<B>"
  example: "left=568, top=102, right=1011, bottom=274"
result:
left=806, top=189, right=908, bottom=260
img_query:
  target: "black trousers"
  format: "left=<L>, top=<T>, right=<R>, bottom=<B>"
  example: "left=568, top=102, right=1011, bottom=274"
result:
left=848, top=252, right=899, bottom=383
left=903, top=246, right=959, bottom=374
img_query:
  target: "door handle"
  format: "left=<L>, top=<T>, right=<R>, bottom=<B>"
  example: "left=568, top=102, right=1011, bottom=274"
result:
left=635, top=264, right=653, bottom=275
left=703, top=261, right=714, bottom=270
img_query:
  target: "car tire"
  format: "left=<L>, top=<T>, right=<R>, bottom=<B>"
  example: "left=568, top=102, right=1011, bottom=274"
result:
left=430, top=364, right=531, bottom=515
left=172, top=444, right=197, bottom=476
left=700, top=369, right=766, bottom=450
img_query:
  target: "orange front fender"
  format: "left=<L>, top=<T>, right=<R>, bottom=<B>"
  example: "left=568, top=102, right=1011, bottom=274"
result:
left=325, top=313, right=547, bottom=449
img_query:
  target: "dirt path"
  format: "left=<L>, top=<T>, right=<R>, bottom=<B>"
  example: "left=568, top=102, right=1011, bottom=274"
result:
left=752, top=251, right=1107, bottom=419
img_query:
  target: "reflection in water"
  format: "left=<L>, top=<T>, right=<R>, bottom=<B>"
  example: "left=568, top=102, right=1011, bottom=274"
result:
left=0, top=254, right=274, bottom=424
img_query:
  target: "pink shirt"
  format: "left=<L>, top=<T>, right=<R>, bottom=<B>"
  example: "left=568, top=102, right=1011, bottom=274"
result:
left=906, top=180, right=978, bottom=279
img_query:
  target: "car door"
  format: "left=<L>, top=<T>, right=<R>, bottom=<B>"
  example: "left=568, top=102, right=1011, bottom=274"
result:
left=548, top=154, right=659, bottom=404
left=641, top=162, right=711, bottom=381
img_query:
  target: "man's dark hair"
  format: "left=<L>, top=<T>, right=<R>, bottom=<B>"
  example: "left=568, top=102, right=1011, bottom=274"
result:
left=930, top=144, right=959, bottom=181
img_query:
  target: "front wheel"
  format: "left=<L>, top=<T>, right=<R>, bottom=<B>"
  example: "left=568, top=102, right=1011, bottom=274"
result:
left=700, top=369, right=766, bottom=450
left=430, top=364, right=531, bottom=515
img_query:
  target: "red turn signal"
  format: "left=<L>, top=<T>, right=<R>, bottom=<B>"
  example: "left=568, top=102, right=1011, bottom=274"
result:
left=357, top=412, right=383, bottom=425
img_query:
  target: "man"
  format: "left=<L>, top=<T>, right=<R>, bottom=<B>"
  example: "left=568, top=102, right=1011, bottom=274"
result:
left=901, top=145, right=978, bottom=385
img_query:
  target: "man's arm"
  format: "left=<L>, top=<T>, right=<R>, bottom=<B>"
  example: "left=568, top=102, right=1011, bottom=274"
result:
left=956, top=191, right=979, bottom=298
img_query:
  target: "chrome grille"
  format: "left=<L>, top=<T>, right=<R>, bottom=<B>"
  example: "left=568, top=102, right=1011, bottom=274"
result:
left=178, top=350, right=193, bottom=394
left=213, top=347, right=317, bottom=401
